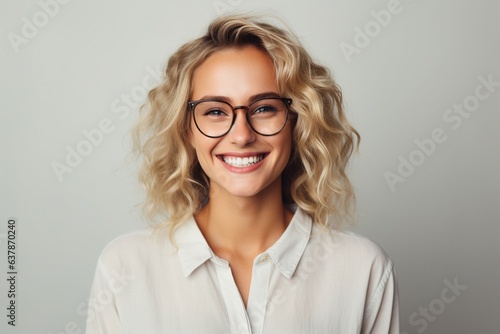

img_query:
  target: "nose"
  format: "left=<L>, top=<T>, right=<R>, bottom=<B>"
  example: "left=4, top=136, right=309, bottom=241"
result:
left=227, top=108, right=256, bottom=146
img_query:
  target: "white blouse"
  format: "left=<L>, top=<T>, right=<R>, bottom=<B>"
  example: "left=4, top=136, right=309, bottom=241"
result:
left=85, top=207, right=399, bottom=333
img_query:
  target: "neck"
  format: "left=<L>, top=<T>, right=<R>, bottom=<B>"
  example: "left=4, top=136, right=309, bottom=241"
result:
left=195, top=178, right=293, bottom=257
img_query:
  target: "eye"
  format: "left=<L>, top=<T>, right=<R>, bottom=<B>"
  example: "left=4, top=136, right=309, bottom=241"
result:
left=254, top=105, right=278, bottom=113
left=203, top=108, right=228, bottom=116
left=250, top=99, right=285, bottom=117
left=196, top=101, right=232, bottom=118
left=252, top=103, right=280, bottom=115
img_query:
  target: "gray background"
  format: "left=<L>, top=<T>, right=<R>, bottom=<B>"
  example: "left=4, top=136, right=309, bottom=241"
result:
left=1, top=0, right=499, bottom=333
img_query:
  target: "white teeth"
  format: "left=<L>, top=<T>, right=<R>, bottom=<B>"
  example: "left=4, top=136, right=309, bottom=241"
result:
left=222, top=155, right=264, bottom=167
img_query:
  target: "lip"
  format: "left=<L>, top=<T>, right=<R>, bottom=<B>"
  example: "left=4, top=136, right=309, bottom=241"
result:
left=216, top=152, right=268, bottom=173
left=217, top=152, right=268, bottom=158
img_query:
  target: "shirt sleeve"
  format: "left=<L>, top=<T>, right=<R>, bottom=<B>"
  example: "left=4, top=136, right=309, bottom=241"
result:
left=361, top=261, right=400, bottom=334
left=85, top=257, right=124, bottom=334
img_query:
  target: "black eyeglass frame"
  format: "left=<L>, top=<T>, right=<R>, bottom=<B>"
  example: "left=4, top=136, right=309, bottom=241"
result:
left=187, top=97, right=293, bottom=138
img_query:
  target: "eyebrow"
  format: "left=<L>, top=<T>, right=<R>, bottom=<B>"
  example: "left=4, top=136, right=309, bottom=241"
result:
left=196, top=92, right=281, bottom=103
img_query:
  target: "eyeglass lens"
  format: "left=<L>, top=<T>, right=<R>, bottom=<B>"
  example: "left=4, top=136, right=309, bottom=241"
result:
left=193, top=98, right=288, bottom=137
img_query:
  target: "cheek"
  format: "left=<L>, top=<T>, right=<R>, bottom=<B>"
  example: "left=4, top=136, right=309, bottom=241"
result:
left=190, top=133, right=218, bottom=169
left=270, top=135, right=293, bottom=174
left=279, top=128, right=293, bottom=158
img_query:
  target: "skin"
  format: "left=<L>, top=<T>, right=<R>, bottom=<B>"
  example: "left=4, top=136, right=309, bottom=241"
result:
left=189, top=45, right=294, bottom=306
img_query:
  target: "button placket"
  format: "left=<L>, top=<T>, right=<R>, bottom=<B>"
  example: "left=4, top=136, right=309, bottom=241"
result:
left=213, top=260, right=251, bottom=334
left=246, top=254, right=272, bottom=334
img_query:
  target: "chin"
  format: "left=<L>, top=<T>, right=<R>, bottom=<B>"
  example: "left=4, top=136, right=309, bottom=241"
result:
left=226, top=186, right=263, bottom=198
left=210, top=176, right=281, bottom=199
left=210, top=182, right=264, bottom=199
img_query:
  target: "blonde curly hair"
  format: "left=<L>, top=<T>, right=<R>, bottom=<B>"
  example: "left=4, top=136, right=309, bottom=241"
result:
left=132, top=14, right=360, bottom=233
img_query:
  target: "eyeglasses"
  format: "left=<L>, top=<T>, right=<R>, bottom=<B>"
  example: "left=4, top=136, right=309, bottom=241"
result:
left=187, top=97, right=293, bottom=138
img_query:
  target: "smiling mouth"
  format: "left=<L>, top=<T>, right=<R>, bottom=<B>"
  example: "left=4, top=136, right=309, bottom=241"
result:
left=220, top=154, right=266, bottom=168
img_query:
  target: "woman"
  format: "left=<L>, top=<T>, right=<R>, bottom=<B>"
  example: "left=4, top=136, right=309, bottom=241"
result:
left=86, top=14, right=399, bottom=333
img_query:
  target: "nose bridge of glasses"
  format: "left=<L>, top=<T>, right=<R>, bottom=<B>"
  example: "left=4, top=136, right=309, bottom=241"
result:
left=231, top=105, right=253, bottom=130
left=232, top=105, right=249, bottom=112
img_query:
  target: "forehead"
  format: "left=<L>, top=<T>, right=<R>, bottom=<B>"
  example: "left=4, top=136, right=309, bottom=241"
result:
left=191, top=45, right=278, bottom=102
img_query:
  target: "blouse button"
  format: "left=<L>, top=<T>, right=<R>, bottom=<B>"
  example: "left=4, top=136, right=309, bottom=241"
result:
left=260, top=254, right=270, bottom=263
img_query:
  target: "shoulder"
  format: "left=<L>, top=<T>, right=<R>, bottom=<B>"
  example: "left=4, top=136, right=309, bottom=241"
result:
left=96, top=227, right=172, bottom=269
left=305, top=226, right=397, bottom=311
left=333, top=229, right=392, bottom=265
left=309, top=225, right=395, bottom=281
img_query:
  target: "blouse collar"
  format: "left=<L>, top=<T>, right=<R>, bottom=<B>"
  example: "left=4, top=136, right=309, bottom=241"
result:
left=174, top=206, right=313, bottom=279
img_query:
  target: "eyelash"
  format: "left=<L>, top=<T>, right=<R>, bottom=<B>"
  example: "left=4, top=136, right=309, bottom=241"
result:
left=204, top=109, right=229, bottom=116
